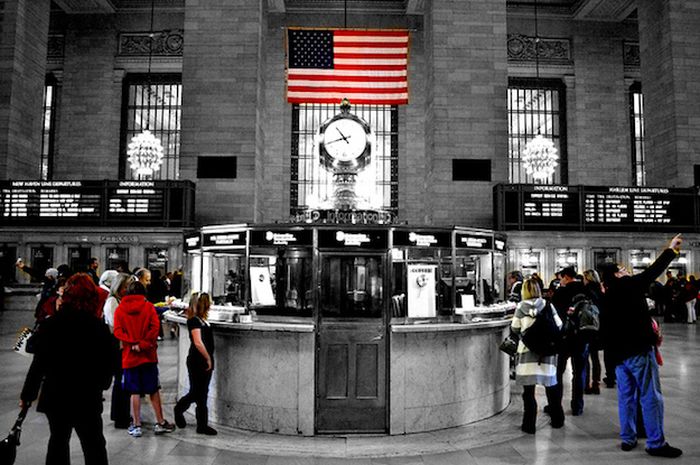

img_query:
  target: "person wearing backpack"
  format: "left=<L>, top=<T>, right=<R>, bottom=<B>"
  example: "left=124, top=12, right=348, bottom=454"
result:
left=599, top=234, right=683, bottom=458
left=582, top=269, right=604, bottom=394
left=510, top=278, right=564, bottom=434
left=550, top=266, right=589, bottom=416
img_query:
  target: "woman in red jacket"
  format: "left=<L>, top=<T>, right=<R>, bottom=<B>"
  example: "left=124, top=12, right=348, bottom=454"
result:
left=113, top=281, right=175, bottom=437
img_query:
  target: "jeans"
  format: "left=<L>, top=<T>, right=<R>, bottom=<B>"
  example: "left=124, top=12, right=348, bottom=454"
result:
left=615, top=350, right=665, bottom=449
left=554, top=341, right=589, bottom=414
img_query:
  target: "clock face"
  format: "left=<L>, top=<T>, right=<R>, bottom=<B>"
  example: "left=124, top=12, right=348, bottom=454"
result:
left=322, top=118, right=368, bottom=163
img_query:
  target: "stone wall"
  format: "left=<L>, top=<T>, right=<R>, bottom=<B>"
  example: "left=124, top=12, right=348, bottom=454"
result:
left=0, top=0, right=50, bottom=180
left=424, top=0, right=509, bottom=228
left=638, top=0, right=700, bottom=187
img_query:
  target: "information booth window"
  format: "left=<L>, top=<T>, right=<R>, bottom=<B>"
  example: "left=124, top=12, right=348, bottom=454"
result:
left=29, top=247, right=53, bottom=282
left=391, top=230, right=452, bottom=321
left=200, top=229, right=247, bottom=305
left=248, top=229, right=313, bottom=319
left=593, top=249, right=620, bottom=274
left=68, top=247, right=91, bottom=273
left=669, top=252, right=689, bottom=278
left=0, top=246, right=18, bottom=283
left=106, top=247, right=129, bottom=271
left=455, top=232, right=497, bottom=308
left=321, top=255, right=383, bottom=319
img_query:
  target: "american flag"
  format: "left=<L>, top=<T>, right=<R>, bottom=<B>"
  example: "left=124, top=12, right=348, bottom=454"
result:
left=287, top=28, right=409, bottom=105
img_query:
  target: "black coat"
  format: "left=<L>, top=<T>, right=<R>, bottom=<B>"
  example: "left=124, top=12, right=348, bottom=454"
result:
left=551, top=280, right=586, bottom=321
left=601, top=248, right=677, bottom=366
left=21, top=306, right=115, bottom=413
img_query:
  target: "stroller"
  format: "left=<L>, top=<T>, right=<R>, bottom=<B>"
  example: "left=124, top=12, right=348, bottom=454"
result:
left=0, top=406, right=29, bottom=465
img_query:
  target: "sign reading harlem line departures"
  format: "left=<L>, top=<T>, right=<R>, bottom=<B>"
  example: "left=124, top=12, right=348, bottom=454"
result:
left=497, top=184, right=697, bottom=232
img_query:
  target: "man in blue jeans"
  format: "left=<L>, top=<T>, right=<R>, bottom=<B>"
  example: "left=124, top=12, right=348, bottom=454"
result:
left=599, top=234, right=683, bottom=458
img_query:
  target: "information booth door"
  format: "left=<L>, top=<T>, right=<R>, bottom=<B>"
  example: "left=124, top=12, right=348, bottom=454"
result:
left=316, top=252, right=388, bottom=433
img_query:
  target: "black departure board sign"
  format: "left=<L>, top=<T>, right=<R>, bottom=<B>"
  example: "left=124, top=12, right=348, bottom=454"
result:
left=250, top=229, right=313, bottom=247
left=495, top=184, right=697, bottom=232
left=0, top=180, right=194, bottom=227
left=184, top=232, right=202, bottom=252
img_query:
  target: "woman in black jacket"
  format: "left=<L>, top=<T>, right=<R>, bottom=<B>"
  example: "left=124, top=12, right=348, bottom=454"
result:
left=20, top=273, right=115, bottom=465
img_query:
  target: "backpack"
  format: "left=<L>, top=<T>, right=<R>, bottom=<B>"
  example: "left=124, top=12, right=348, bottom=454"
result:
left=566, top=294, right=600, bottom=340
left=521, top=303, right=562, bottom=356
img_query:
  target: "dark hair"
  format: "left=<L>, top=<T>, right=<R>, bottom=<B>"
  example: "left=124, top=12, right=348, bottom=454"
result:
left=61, top=273, right=100, bottom=315
left=560, top=266, right=577, bottom=279
left=508, top=270, right=523, bottom=281
left=126, top=280, right=148, bottom=296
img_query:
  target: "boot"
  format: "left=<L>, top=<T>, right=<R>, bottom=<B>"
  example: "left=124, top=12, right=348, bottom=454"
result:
left=521, top=391, right=537, bottom=434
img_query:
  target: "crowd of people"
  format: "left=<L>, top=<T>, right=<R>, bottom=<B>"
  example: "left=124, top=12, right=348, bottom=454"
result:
left=14, top=258, right=214, bottom=465
left=507, top=234, right=684, bottom=458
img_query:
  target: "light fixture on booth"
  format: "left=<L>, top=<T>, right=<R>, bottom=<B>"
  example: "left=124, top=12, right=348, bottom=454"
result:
left=522, top=0, right=559, bottom=183
left=127, top=0, right=164, bottom=179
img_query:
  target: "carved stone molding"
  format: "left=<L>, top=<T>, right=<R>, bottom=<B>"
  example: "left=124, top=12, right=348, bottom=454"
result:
left=47, top=34, right=65, bottom=58
left=118, top=29, right=183, bottom=57
left=623, top=41, right=640, bottom=67
left=507, top=34, right=572, bottom=64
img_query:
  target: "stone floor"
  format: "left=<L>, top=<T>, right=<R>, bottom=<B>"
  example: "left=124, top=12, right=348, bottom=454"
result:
left=1, top=308, right=698, bottom=464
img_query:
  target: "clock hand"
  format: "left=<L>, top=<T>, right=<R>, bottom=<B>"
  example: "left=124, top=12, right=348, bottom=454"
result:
left=326, top=135, right=352, bottom=144
left=336, top=127, right=349, bottom=142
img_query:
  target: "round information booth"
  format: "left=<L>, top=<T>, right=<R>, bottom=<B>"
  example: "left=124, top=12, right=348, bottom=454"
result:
left=167, top=224, right=513, bottom=436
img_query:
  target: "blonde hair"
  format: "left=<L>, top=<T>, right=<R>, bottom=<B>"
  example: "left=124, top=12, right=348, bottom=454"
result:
left=186, top=291, right=200, bottom=319
left=521, top=278, right=542, bottom=301
left=187, top=292, right=211, bottom=320
left=583, top=269, right=600, bottom=285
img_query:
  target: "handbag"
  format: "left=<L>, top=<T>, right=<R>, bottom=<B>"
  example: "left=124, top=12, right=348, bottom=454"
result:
left=499, top=335, right=518, bottom=356
left=12, top=327, right=33, bottom=357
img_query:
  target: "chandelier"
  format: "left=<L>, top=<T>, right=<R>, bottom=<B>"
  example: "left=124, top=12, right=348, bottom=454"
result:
left=126, top=0, right=164, bottom=179
left=522, top=0, right=559, bottom=183
left=523, top=133, right=558, bottom=181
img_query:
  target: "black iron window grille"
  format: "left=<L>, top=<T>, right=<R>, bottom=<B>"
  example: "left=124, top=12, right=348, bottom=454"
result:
left=120, top=73, right=182, bottom=180
left=40, top=76, right=58, bottom=180
left=507, top=78, right=567, bottom=184
left=290, top=103, right=398, bottom=215
left=629, top=82, right=646, bottom=186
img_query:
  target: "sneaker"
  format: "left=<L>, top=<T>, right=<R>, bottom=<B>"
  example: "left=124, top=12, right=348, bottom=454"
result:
left=154, top=420, right=175, bottom=435
left=621, top=440, right=638, bottom=452
left=196, top=425, right=218, bottom=436
left=127, top=424, right=142, bottom=438
left=646, top=443, right=682, bottom=458
left=174, top=406, right=186, bottom=428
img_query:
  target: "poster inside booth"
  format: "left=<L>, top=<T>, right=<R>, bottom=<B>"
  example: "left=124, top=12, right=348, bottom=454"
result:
left=407, top=264, right=437, bottom=318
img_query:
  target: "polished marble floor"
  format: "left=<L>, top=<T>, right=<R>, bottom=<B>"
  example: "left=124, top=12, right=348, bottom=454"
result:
left=1, top=308, right=698, bottom=464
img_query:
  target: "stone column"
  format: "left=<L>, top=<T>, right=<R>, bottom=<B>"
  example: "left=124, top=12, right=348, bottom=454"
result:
left=52, top=15, right=119, bottom=179
left=0, top=0, right=51, bottom=180
left=180, top=0, right=266, bottom=224
left=638, top=0, right=700, bottom=187
left=423, top=0, right=508, bottom=227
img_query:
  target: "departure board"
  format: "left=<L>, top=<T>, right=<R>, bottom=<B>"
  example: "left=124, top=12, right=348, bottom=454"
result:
left=0, top=180, right=194, bottom=226
left=583, top=187, right=695, bottom=230
left=495, top=184, right=697, bottom=232
left=522, top=186, right=580, bottom=227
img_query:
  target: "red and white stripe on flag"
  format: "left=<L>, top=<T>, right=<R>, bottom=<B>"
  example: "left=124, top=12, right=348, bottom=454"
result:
left=287, top=29, right=409, bottom=105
